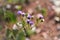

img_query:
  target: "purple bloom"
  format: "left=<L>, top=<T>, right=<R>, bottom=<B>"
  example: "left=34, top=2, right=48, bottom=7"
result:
left=17, top=11, right=22, bottom=15
left=29, top=21, right=34, bottom=25
left=21, top=12, right=25, bottom=16
left=37, top=14, right=44, bottom=19
left=27, top=14, right=32, bottom=19
left=26, top=19, right=34, bottom=25
left=26, top=19, right=30, bottom=24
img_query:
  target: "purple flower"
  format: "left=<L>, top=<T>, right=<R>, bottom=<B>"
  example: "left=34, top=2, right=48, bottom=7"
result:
left=37, top=14, right=44, bottom=19
left=21, top=12, right=25, bottom=16
left=29, top=21, right=34, bottom=25
left=27, top=14, right=32, bottom=19
left=26, top=19, right=34, bottom=25
left=17, top=11, right=22, bottom=15
left=26, top=19, right=30, bottom=24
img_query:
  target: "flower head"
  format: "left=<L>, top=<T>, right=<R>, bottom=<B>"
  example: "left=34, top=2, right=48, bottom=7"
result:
left=37, top=14, right=44, bottom=19
left=29, top=21, right=34, bottom=25
left=27, top=14, right=32, bottom=19
left=26, top=19, right=34, bottom=25
left=26, top=19, right=30, bottom=24
left=21, top=12, right=25, bottom=16
left=17, top=11, right=22, bottom=15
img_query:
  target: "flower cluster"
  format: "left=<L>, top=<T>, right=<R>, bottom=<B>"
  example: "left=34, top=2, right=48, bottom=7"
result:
left=7, top=10, right=45, bottom=40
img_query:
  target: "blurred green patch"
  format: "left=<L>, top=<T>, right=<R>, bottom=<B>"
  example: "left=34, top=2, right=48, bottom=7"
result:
left=0, top=25, right=3, bottom=31
left=41, top=8, right=47, bottom=17
left=15, top=5, right=22, bottom=10
left=4, top=11, right=17, bottom=23
left=16, top=30, right=25, bottom=40
left=0, top=8, right=4, bottom=21
left=7, top=0, right=19, bottom=4
left=19, top=0, right=25, bottom=4
left=25, top=29, right=34, bottom=37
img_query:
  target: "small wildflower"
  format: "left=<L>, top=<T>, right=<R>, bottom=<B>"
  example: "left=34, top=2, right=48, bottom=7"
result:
left=37, top=14, right=44, bottom=19
left=17, top=11, right=22, bottom=15
left=27, top=14, right=32, bottom=19
left=26, top=19, right=30, bottom=24
left=21, top=12, right=25, bottom=16
left=29, top=21, right=34, bottom=25
left=13, top=24, right=18, bottom=30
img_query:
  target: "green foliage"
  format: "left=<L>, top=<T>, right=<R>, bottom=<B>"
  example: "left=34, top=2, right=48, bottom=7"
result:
left=16, top=30, right=25, bottom=40
left=0, top=25, right=3, bottom=31
left=0, top=8, right=4, bottom=15
left=7, top=0, right=19, bottom=3
left=6, top=29, right=11, bottom=38
left=19, top=0, right=25, bottom=4
left=12, top=30, right=18, bottom=37
left=41, top=8, right=47, bottom=16
left=4, top=11, right=17, bottom=23
left=0, top=8, right=4, bottom=20
left=25, top=29, right=34, bottom=37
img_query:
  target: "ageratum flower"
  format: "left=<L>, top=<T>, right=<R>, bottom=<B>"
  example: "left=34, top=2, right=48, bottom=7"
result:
left=37, top=14, right=44, bottom=19
left=17, top=10, right=22, bottom=15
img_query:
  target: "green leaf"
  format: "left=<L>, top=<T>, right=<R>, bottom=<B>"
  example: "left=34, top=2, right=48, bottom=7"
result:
left=16, top=30, right=25, bottom=40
